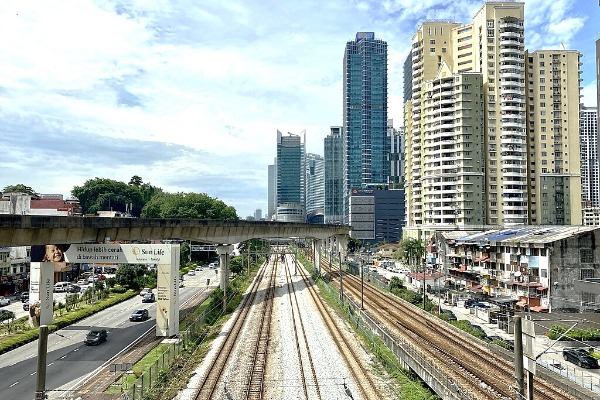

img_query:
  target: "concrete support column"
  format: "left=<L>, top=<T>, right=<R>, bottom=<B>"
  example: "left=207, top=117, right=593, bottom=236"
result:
left=335, top=234, right=348, bottom=262
left=313, top=239, right=323, bottom=274
left=217, top=245, right=234, bottom=290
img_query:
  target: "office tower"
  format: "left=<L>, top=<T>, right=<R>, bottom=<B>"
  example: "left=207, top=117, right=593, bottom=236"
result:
left=343, top=32, right=388, bottom=223
left=306, top=153, right=325, bottom=223
left=254, top=209, right=262, bottom=221
left=267, top=162, right=276, bottom=220
left=404, top=1, right=583, bottom=234
left=275, top=130, right=305, bottom=222
left=581, top=106, right=599, bottom=209
left=324, top=126, right=344, bottom=224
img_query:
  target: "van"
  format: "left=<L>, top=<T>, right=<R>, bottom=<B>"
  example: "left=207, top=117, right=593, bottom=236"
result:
left=54, top=282, right=69, bottom=292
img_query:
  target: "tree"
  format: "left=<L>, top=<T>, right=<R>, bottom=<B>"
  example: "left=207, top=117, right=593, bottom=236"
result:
left=180, top=242, right=191, bottom=266
left=398, top=238, right=425, bottom=272
left=2, top=184, right=38, bottom=196
left=141, top=192, right=238, bottom=220
left=129, top=175, right=143, bottom=186
left=229, top=256, right=244, bottom=276
left=347, top=237, right=361, bottom=253
left=115, top=264, right=147, bottom=290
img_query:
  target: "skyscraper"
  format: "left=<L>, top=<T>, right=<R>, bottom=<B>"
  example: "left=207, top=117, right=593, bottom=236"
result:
left=324, top=126, right=344, bottom=224
left=306, top=153, right=325, bottom=223
left=343, top=32, right=388, bottom=223
left=275, top=130, right=305, bottom=222
left=404, top=1, right=583, bottom=236
left=581, top=105, right=599, bottom=208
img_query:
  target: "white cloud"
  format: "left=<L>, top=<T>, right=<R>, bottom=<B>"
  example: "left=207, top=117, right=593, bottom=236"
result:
left=581, top=82, right=598, bottom=108
left=0, top=0, right=597, bottom=218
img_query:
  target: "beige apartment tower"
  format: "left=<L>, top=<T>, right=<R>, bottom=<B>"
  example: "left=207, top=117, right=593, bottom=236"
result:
left=404, top=1, right=582, bottom=233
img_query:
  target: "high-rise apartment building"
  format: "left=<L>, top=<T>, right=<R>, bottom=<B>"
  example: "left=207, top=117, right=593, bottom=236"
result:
left=404, top=1, right=583, bottom=236
left=324, top=126, right=344, bottom=224
left=306, top=153, right=325, bottom=223
left=343, top=32, right=388, bottom=223
left=581, top=106, right=599, bottom=208
left=275, top=130, right=305, bottom=222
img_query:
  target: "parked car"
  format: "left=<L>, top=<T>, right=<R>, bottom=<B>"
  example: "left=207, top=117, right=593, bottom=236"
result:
left=84, top=329, right=108, bottom=345
left=439, top=309, right=457, bottom=321
left=22, top=301, right=29, bottom=311
left=0, top=296, right=11, bottom=306
left=142, top=293, right=156, bottom=303
left=187, top=270, right=196, bottom=276
left=140, top=288, right=152, bottom=297
left=563, top=348, right=599, bottom=369
left=54, top=282, right=69, bottom=292
left=130, top=309, right=150, bottom=322
left=20, top=292, right=29, bottom=302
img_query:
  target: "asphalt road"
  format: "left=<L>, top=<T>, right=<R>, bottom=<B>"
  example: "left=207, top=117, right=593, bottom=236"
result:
left=0, top=270, right=218, bottom=400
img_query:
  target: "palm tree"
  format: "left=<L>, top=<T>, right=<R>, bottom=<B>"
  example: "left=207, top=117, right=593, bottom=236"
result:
left=400, top=238, right=425, bottom=272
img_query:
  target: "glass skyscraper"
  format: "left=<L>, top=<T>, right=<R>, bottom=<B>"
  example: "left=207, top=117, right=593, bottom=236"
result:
left=343, top=32, right=388, bottom=223
left=275, top=130, right=305, bottom=222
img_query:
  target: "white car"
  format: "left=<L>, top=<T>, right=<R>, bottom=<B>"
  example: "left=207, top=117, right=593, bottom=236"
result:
left=187, top=270, right=196, bottom=276
left=0, top=296, right=11, bottom=306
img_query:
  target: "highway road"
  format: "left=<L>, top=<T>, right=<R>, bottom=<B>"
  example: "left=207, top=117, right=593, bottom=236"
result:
left=0, top=268, right=218, bottom=400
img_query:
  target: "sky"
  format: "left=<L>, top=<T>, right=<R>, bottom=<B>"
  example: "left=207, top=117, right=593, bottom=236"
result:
left=0, top=0, right=598, bottom=219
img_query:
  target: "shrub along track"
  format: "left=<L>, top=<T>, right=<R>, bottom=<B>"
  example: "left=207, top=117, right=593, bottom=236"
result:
left=321, top=259, right=577, bottom=400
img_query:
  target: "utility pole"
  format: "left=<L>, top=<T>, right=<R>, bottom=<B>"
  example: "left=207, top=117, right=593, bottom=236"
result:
left=339, top=251, right=343, bottom=303
left=514, top=316, right=525, bottom=398
left=360, top=253, right=364, bottom=310
left=35, top=325, right=49, bottom=400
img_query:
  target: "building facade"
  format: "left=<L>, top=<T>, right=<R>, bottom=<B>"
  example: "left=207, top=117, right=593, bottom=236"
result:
left=324, top=126, right=344, bottom=224
left=349, top=187, right=404, bottom=244
left=267, top=162, right=276, bottom=221
left=404, top=1, right=583, bottom=238
left=275, top=130, right=306, bottom=222
left=305, top=153, right=325, bottom=224
left=580, top=106, right=599, bottom=210
left=343, top=32, right=388, bottom=223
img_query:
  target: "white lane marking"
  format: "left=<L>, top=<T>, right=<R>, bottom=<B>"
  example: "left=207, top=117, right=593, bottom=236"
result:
left=9, top=382, right=19, bottom=387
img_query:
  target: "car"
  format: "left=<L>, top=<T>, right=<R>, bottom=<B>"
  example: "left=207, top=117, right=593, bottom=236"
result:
left=67, top=284, right=81, bottom=293
left=84, top=329, right=108, bottom=345
left=22, top=301, right=29, bottom=311
left=439, top=309, right=457, bottom=321
left=140, top=288, right=152, bottom=297
left=463, top=299, right=477, bottom=308
left=20, top=292, right=30, bottom=302
left=563, top=348, right=599, bottom=369
left=77, top=279, right=87, bottom=286
left=142, top=293, right=156, bottom=303
left=0, top=296, right=11, bottom=306
left=187, top=270, right=196, bottom=276
left=130, top=309, right=150, bottom=322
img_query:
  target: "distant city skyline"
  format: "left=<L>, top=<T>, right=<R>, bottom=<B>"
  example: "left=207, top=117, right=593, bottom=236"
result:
left=0, top=1, right=597, bottom=218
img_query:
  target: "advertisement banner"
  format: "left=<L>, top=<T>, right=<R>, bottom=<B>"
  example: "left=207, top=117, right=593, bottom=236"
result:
left=63, top=244, right=174, bottom=264
left=156, top=245, right=180, bottom=337
left=29, top=262, right=54, bottom=327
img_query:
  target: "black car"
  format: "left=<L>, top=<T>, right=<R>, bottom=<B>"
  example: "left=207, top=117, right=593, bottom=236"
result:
left=439, top=309, right=457, bottom=321
left=22, top=301, right=29, bottom=311
left=130, top=309, right=150, bottom=322
left=142, top=293, right=156, bottom=303
left=563, top=348, right=599, bottom=369
left=84, top=329, right=108, bottom=345
left=20, top=292, right=29, bottom=302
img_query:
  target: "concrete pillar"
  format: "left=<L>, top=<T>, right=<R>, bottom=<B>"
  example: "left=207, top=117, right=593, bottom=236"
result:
left=336, top=234, right=348, bottom=262
left=313, top=239, right=323, bottom=274
left=217, top=245, right=234, bottom=290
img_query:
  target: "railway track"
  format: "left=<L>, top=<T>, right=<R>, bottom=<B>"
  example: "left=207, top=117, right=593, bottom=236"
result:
left=321, top=259, right=577, bottom=400
left=294, top=257, right=383, bottom=400
left=193, top=262, right=272, bottom=399
left=281, top=255, right=321, bottom=399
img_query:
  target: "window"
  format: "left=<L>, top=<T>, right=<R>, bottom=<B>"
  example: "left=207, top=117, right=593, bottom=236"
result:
left=430, top=39, right=436, bottom=44
left=539, top=61, right=545, bottom=67
left=430, top=48, right=435, bottom=54
left=581, top=249, right=594, bottom=264
left=540, top=78, right=545, bottom=83
left=540, top=86, right=545, bottom=91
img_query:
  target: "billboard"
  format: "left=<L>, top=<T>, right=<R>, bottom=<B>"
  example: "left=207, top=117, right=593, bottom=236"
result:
left=29, top=262, right=54, bottom=327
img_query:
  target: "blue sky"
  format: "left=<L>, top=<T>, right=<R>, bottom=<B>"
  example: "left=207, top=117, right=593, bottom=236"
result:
left=0, top=0, right=597, bottom=218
